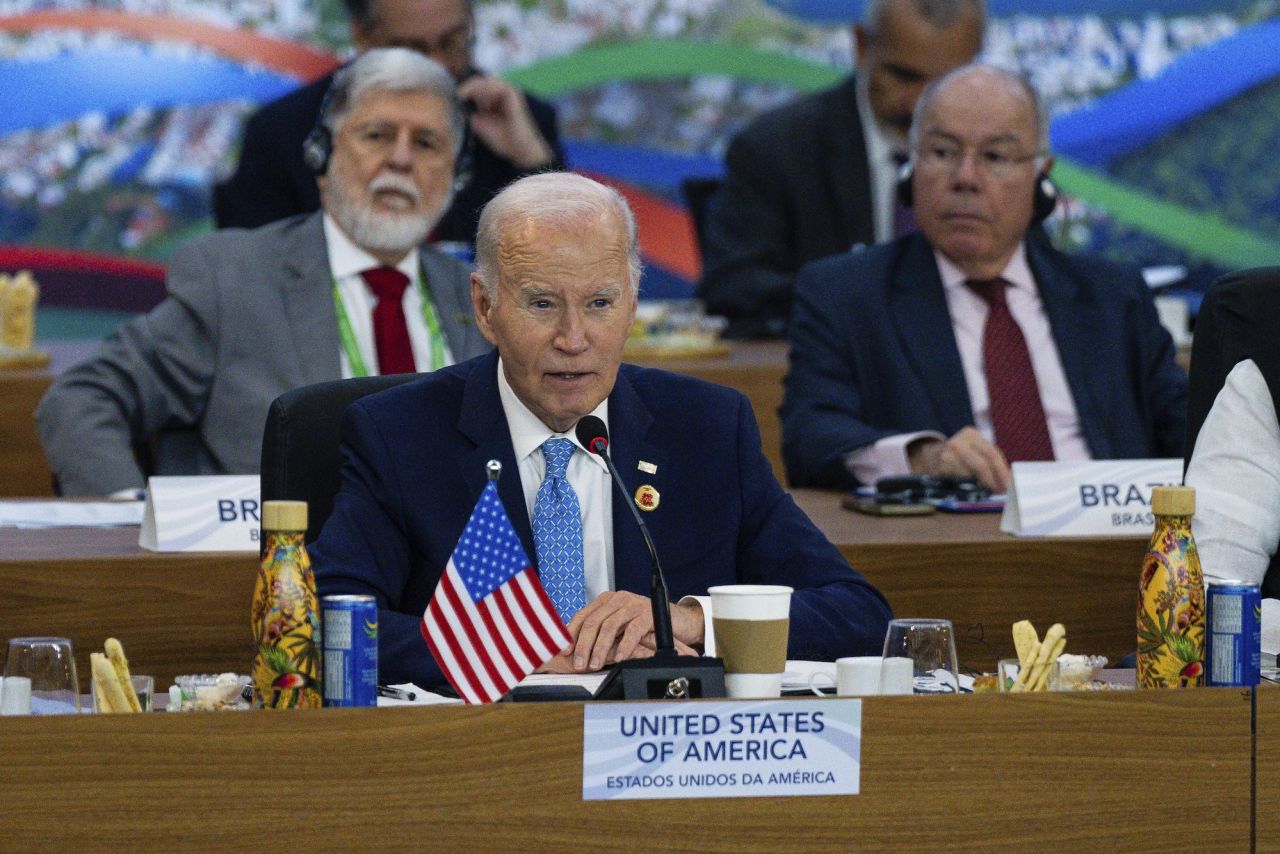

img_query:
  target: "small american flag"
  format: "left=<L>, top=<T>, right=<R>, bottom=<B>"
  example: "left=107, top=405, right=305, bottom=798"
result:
left=421, top=481, right=572, bottom=703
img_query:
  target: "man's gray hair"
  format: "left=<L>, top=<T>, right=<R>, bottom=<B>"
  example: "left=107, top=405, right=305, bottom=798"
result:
left=322, top=47, right=466, bottom=156
left=909, top=63, right=1051, bottom=157
left=474, top=172, right=643, bottom=297
left=862, top=0, right=986, bottom=35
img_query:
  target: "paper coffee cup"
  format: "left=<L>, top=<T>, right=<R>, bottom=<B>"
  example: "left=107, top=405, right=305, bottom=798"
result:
left=709, top=584, right=792, bottom=698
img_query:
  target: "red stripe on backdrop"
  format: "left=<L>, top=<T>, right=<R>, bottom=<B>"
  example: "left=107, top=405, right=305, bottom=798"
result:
left=0, top=245, right=165, bottom=281
left=579, top=172, right=701, bottom=283
left=0, top=10, right=339, bottom=81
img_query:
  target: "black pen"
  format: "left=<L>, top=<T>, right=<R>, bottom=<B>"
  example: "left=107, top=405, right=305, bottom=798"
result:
left=376, top=685, right=417, bottom=701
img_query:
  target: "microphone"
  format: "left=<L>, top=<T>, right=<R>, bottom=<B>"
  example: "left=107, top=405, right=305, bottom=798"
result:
left=575, top=415, right=724, bottom=700
left=575, top=415, right=675, bottom=656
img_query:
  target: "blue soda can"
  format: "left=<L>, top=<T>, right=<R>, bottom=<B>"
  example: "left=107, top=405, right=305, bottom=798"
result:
left=322, top=595, right=378, bottom=706
left=1206, top=581, right=1261, bottom=687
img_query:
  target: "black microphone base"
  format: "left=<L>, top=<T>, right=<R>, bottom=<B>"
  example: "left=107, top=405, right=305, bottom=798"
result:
left=592, top=655, right=726, bottom=700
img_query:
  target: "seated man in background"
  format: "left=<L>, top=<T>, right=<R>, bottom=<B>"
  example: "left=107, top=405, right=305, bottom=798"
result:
left=698, top=0, right=984, bottom=338
left=215, top=0, right=562, bottom=245
left=37, top=48, right=491, bottom=497
left=782, top=64, right=1187, bottom=492
left=312, top=172, right=892, bottom=690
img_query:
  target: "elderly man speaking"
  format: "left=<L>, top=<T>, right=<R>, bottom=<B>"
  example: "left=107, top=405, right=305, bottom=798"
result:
left=312, top=172, right=891, bottom=690
left=37, top=48, right=490, bottom=496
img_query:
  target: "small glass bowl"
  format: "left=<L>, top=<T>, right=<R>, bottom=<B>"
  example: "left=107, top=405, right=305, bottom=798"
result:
left=1049, top=655, right=1109, bottom=691
left=172, top=673, right=252, bottom=711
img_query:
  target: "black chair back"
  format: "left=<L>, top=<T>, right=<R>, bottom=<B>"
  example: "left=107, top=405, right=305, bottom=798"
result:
left=680, top=176, right=721, bottom=264
left=261, top=373, right=417, bottom=543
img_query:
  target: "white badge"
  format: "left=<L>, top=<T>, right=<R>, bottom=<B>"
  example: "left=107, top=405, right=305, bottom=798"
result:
left=1000, top=459, right=1183, bottom=537
left=139, top=475, right=261, bottom=552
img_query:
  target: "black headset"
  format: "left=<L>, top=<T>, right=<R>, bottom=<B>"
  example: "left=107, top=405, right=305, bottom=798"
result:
left=896, top=159, right=1059, bottom=224
left=301, top=71, right=474, bottom=195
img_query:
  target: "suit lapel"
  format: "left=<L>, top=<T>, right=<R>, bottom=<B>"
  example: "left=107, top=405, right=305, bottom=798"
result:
left=887, top=236, right=974, bottom=432
left=279, top=213, right=342, bottom=386
left=605, top=370, right=662, bottom=597
left=826, top=76, right=876, bottom=250
left=1028, top=241, right=1108, bottom=456
left=420, top=248, right=480, bottom=360
left=457, top=352, right=535, bottom=559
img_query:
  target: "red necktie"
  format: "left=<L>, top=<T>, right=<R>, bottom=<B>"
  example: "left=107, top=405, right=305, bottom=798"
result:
left=361, top=266, right=415, bottom=375
left=966, top=278, right=1054, bottom=462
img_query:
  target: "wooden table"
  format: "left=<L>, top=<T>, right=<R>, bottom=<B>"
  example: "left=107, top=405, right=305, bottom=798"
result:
left=0, top=369, right=54, bottom=496
left=632, top=341, right=786, bottom=479
left=1260, top=686, right=1280, bottom=852
left=0, top=689, right=1252, bottom=850
left=0, top=503, right=1147, bottom=688
left=791, top=490, right=1148, bottom=671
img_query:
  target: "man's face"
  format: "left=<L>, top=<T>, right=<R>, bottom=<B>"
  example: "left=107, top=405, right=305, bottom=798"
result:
left=854, top=0, right=982, bottom=145
left=353, top=0, right=472, bottom=81
left=911, top=69, right=1045, bottom=278
left=472, top=213, right=637, bottom=434
left=320, top=88, right=456, bottom=262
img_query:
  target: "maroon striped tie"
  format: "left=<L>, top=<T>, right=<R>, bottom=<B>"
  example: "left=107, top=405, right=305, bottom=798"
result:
left=966, top=278, right=1054, bottom=462
left=361, top=266, right=416, bottom=375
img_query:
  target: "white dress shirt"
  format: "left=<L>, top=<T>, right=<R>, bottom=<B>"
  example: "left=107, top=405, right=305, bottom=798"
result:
left=855, top=74, right=908, bottom=246
left=323, top=215, right=453, bottom=377
left=496, top=360, right=614, bottom=603
left=1184, top=359, right=1280, bottom=656
left=846, top=243, right=1091, bottom=484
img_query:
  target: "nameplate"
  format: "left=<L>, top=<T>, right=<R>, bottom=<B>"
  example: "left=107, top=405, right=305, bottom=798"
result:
left=1000, top=459, right=1183, bottom=537
left=139, top=475, right=261, bottom=552
left=582, top=699, right=861, bottom=801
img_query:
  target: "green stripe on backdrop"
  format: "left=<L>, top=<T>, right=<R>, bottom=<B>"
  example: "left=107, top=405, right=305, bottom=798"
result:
left=1051, top=160, right=1280, bottom=269
left=506, top=39, right=844, bottom=96
left=508, top=39, right=1280, bottom=270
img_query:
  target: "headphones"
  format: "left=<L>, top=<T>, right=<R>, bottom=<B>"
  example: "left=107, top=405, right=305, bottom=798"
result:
left=302, top=72, right=475, bottom=196
left=896, top=159, right=1059, bottom=225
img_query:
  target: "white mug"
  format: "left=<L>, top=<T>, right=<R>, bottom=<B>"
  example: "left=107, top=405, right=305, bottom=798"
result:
left=809, top=656, right=884, bottom=696
left=879, top=657, right=914, bottom=695
left=1, top=676, right=32, bottom=715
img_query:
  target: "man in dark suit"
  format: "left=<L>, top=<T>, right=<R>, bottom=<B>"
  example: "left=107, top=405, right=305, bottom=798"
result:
left=782, top=65, right=1187, bottom=491
left=214, top=0, right=563, bottom=244
left=698, top=0, right=984, bottom=338
left=312, top=172, right=891, bottom=689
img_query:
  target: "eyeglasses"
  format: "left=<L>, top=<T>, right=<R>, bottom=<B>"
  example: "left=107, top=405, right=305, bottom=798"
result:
left=915, top=139, right=1043, bottom=179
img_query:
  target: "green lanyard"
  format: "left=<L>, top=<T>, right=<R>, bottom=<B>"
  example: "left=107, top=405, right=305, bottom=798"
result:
left=333, top=267, right=448, bottom=377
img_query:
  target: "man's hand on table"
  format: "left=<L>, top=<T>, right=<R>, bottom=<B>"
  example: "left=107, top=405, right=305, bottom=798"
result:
left=908, top=427, right=1011, bottom=493
left=537, top=591, right=705, bottom=673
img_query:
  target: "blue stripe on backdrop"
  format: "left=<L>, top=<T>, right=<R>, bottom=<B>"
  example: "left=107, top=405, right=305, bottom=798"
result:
left=0, top=47, right=298, bottom=134
left=1052, top=20, right=1280, bottom=168
left=563, top=140, right=722, bottom=198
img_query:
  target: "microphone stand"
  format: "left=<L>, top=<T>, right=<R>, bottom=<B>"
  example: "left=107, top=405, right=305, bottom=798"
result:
left=578, top=420, right=725, bottom=700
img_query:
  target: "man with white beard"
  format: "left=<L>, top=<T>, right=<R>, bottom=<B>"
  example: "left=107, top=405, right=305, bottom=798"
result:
left=36, top=49, right=491, bottom=497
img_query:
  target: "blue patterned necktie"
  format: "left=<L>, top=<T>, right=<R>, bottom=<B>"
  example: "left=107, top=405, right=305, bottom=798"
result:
left=533, top=438, right=586, bottom=623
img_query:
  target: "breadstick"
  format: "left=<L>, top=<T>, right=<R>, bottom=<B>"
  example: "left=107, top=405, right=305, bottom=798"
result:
left=1029, top=635, right=1068, bottom=692
left=104, top=637, right=141, bottom=712
left=91, top=652, right=131, bottom=714
left=1010, top=639, right=1041, bottom=692
left=1012, top=620, right=1038, bottom=669
left=1022, top=624, right=1067, bottom=692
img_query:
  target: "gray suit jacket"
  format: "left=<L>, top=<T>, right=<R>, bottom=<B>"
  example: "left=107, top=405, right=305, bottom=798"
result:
left=36, top=213, right=490, bottom=496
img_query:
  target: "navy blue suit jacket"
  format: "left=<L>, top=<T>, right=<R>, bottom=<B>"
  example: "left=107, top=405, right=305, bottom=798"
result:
left=782, top=233, right=1189, bottom=488
left=312, top=351, right=892, bottom=688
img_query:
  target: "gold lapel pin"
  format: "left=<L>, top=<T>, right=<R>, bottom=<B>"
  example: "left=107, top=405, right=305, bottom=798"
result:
left=634, top=484, right=660, bottom=511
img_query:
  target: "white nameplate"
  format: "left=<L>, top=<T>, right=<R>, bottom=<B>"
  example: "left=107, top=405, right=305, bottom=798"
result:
left=582, top=699, right=861, bottom=801
left=139, top=475, right=261, bottom=552
left=1000, top=459, right=1183, bottom=537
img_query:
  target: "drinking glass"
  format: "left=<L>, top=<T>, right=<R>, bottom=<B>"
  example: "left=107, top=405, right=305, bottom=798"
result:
left=880, top=619, right=960, bottom=694
left=4, top=637, right=80, bottom=714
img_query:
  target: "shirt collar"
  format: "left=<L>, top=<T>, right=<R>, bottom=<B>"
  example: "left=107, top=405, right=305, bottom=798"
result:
left=855, top=73, right=908, bottom=168
left=936, top=242, right=1035, bottom=297
left=323, top=213, right=419, bottom=284
left=495, top=356, right=610, bottom=471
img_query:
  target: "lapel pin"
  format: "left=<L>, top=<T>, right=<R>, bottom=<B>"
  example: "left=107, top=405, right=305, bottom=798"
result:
left=634, top=484, right=660, bottom=511
left=637, top=460, right=657, bottom=474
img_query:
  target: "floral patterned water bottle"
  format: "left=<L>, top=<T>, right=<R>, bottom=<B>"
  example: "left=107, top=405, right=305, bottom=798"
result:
left=1137, top=486, right=1205, bottom=688
left=251, top=500, right=323, bottom=708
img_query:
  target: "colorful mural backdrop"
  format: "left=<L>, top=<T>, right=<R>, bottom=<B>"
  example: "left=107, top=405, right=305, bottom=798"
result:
left=2, top=0, right=1278, bottom=331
